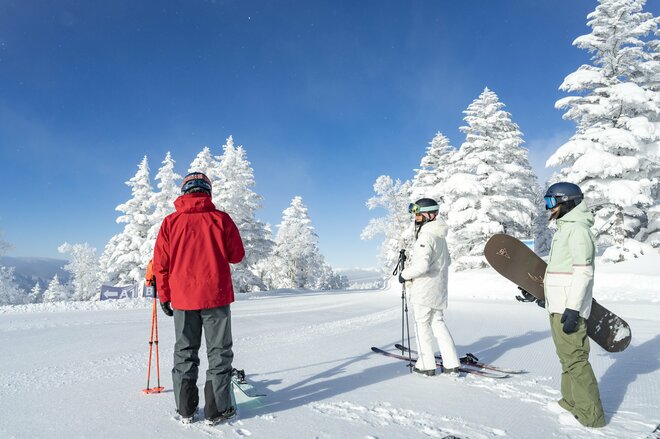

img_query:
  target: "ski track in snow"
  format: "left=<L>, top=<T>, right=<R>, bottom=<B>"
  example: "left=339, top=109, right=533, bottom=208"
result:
left=310, top=400, right=505, bottom=438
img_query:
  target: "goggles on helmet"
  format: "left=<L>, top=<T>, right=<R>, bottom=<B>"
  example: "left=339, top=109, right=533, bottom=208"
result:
left=544, top=196, right=558, bottom=210
left=408, top=203, right=439, bottom=215
left=543, top=194, right=583, bottom=210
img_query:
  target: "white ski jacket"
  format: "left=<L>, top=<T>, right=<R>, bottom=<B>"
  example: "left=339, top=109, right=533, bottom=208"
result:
left=400, top=219, right=451, bottom=310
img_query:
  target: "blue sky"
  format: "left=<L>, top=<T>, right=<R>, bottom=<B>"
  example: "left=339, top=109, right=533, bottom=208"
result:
left=1, top=1, right=657, bottom=269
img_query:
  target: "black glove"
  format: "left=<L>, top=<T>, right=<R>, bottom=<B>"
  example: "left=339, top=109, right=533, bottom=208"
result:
left=160, top=301, right=174, bottom=317
left=398, top=273, right=407, bottom=284
left=515, top=287, right=546, bottom=308
left=515, top=287, right=536, bottom=303
left=560, top=308, right=580, bottom=334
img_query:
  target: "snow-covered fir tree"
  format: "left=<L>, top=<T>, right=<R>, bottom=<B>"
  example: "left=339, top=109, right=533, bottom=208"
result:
left=100, top=156, right=155, bottom=285
left=145, top=152, right=181, bottom=256
left=215, top=136, right=274, bottom=292
left=551, top=0, right=660, bottom=259
left=447, top=88, right=539, bottom=270
left=58, top=242, right=102, bottom=301
left=411, top=132, right=457, bottom=216
left=266, top=196, right=336, bottom=290
left=0, top=232, right=24, bottom=305
left=636, top=10, right=660, bottom=248
left=0, top=266, right=24, bottom=306
left=42, top=274, right=70, bottom=302
left=643, top=204, right=660, bottom=247
left=28, top=281, right=44, bottom=304
left=361, top=175, right=413, bottom=276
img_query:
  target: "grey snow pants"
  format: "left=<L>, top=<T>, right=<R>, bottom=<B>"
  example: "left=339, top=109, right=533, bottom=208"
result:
left=172, top=305, right=234, bottom=419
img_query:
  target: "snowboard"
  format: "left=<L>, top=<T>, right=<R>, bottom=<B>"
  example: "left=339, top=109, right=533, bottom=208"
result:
left=484, top=234, right=631, bottom=353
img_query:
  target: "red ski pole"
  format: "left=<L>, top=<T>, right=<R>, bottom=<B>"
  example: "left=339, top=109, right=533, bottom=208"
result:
left=143, top=260, right=164, bottom=394
left=153, top=295, right=163, bottom=391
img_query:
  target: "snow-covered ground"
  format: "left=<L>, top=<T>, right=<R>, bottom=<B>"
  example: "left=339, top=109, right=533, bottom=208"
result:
left=1, top=255, right=659, bottom=439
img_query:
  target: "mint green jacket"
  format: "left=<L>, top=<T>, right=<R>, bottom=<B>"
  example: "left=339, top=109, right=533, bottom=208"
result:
left=543, top=202, right=596, bottom=318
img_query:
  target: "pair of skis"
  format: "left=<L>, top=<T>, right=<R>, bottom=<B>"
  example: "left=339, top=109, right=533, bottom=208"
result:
left=372, top=345, right=526, bottom=379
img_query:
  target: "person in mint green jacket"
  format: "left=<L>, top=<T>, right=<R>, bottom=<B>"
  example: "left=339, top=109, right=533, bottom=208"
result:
left=541, top=182, right=605, bottom=428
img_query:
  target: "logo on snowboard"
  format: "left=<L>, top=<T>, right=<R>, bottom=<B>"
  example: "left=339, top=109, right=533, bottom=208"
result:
left=496, top=248, right=510, bottom=259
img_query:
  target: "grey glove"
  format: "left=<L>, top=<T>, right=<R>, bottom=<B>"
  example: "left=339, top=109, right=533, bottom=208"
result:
left=560, top=308, right=580, bottom=333
left=160, top=301, right=173, bottom=317
left=398, top=273, right=407, bottom=284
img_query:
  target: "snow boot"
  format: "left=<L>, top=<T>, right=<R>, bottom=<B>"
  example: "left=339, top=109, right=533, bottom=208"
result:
left=204, top=406, right=237, bottom=426
left=413, top=367, right=436, bottom=376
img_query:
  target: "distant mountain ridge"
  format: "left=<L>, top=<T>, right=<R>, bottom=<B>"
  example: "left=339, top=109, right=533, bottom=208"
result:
left=0, top=256, right=70, bottom=291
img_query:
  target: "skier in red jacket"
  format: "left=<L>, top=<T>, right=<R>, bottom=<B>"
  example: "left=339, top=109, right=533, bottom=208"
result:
left=153, top=172, right=245, bottom=425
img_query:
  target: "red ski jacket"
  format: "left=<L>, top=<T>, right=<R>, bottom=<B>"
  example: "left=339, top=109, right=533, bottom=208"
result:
left=153, top=193, right=245, bottom=310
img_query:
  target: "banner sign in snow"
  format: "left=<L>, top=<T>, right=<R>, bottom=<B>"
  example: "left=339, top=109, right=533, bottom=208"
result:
left=144, top=285, right=155, bottom=298
left=100, top=283, right=140, bottom=300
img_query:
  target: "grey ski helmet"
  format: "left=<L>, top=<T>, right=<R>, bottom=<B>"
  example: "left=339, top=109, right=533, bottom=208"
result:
left=544, top=182, right=583, bottom=210
left=409, top=198, right=439, bottom=215
left=544, top=182, right=584, bottom=219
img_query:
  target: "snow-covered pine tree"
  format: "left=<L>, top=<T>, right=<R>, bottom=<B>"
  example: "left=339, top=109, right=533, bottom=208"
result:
left=215, top=136, right=274, bottom=292
left=447, top=87, right=539, bottom=270
left=314, top=261, right=349, bottom=290
left=361, top=175, right=413, bottom=277
left=0, top=232, right=24, bottom=305
left=188, top=146, right=222, bottom=199
left=145, top=152, right=181, bottom=257
left=58, top=242, right=102, bottom=301
left=0, top=266, right=24, bottom=305
left=28, top=281, right=43, bottom=304
left=411, top=132, right=457, bottom=216
left=266, top=196, right=334, bottom=289
left=644, top=204, right=660, bottom=247
left=551, top=0, right=660, bottom=259
left=42, top=274, right=70, bottom=302
left=636, top=13, right=660, bottom=248
left=100, top=156, right=155, bottom=285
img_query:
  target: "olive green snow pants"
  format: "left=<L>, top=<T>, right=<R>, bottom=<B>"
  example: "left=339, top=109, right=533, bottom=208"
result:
left=549, top=313, right=605, bottom=428
left=172, top=305, right=234, bottom=419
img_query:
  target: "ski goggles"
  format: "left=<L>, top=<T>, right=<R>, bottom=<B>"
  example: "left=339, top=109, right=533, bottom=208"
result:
left=408, top=203, right=439, bottom=215
left=543, top=194, right=582, bottom=210
left=543, top=196, right=559, bottom=210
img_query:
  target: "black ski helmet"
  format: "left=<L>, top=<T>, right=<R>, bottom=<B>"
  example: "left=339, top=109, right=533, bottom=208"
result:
left=544, top=182, right=583, bottom=218
left=181, top=172, right=212, bottom=195
left=409, top=198, right=440, bottom=215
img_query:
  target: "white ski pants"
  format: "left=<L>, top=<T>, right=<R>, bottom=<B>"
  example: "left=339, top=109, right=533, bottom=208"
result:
left=412, top=303, right=460, bottom=371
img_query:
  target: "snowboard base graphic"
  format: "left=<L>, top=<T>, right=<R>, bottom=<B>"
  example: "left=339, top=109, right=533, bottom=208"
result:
left=484, top=234, right=631, bottom=353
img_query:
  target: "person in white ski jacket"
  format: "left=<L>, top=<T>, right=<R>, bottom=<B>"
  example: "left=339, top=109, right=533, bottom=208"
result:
left=399, top=198, right=461, bottom=376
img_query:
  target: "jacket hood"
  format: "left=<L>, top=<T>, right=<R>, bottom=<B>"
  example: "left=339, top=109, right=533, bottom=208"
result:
left=557, top=201, right=594, bottom=228
left=419, top=217, right=449, bottom=238
left=174, top=193, right=217, bottom=213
